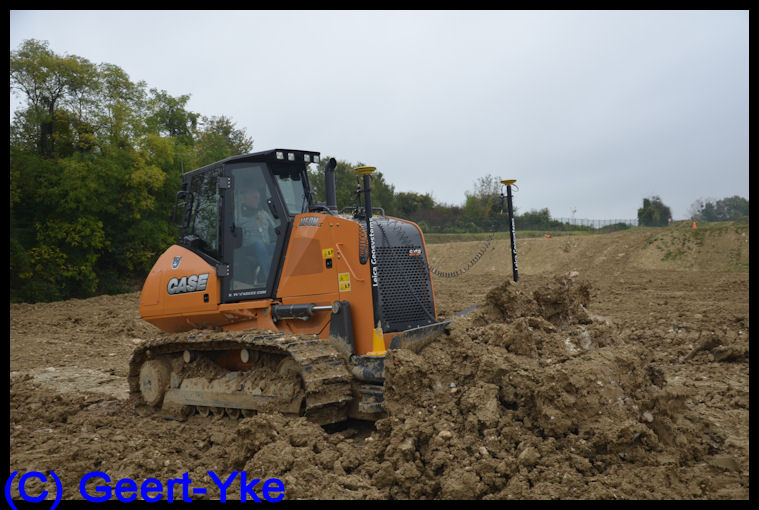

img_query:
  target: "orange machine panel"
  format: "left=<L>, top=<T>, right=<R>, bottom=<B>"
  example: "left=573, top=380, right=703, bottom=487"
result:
left=278, top=214, right=376, bottom=355
left=139, top=245, right=225, bottom=332
left=140, top=216, right=384, bottom=356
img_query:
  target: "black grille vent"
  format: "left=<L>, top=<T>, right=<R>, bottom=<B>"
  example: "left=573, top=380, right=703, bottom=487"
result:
left=375, top=245, right=435, bottom=332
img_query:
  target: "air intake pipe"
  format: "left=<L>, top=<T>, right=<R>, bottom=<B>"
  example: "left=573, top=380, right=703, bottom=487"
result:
left=325, top=158, right=338, bottom=211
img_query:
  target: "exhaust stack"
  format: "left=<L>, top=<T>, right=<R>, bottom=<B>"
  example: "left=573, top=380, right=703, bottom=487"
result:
left=325, top=158, right=338, bottom=211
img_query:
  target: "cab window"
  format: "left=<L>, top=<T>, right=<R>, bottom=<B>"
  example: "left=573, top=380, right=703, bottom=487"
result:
left=187, top=168, right=221, bottom=259
left=273, top=167, right=309, bottom=215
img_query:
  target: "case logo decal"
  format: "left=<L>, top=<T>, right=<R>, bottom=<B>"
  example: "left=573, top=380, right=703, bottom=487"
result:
left=167, top=273, right=210, bottom=295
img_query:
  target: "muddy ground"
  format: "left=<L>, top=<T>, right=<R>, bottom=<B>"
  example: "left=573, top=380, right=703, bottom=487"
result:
left=9, top=222, right=749, bottom=500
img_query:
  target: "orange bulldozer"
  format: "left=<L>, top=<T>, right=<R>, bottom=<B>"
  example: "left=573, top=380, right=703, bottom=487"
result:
left=131, top=149, right=448, bottom=425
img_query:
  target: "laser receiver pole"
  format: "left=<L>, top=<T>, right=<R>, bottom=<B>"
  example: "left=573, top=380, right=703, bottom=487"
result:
left=501, top=179, right=519, bottom=282
left=356, top=166, right=386, bottom=355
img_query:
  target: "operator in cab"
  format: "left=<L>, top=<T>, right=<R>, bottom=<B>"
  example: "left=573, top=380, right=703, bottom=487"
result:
left=237, top=186, right=277, bottom=286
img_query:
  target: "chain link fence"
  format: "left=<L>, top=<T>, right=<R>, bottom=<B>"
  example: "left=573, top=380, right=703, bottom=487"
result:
left=407, top=213, right=638, bottom=234
left=553, top=217, right=639, bottom=229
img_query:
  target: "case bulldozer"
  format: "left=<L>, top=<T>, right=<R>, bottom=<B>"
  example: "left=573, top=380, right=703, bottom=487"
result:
left=131, top=149, right=448, bottom=425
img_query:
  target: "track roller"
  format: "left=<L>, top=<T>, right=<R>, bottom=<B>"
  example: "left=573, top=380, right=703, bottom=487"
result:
left=139, top=359, right=170, bottom=407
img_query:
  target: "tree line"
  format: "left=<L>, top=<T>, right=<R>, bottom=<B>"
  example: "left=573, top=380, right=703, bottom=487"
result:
left=10, top=40, right=254, bottom=302
left=636, top=195, right=748, bottom=227
left=10, top=40, right=748, bottom=303
left=307, top=165, right=614, bottom=234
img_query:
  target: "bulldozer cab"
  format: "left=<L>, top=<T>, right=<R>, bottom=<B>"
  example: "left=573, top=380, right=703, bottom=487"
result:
left=175, top=149, right=319, bottom=303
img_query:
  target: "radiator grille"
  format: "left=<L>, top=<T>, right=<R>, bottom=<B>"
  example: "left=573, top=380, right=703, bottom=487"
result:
left=375, top=246, right=435, bottom=332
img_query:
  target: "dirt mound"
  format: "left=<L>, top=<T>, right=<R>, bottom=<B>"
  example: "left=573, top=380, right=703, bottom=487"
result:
left=480, top=271, right=592, bottom=326
left=374, top=274, right=732, bottom=499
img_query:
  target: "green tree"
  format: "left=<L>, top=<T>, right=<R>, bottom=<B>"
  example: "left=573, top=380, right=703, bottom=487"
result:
left=395, top=191, right=435, bottom=218
left=193, top=115, right=253, bottom=166
left=9, top=40, right=208, bottom=301
left=94, top=62, right=148, bottom=150
left=463, top=174, right=508, bottom=219
left=517, top=208, right=553, bottom=230
left=10, top=39, right=99, bottom=158
left=637, top=196, right=672, bottom=227
left=145, top=89, right=199, bottom=145
left=11, top=39, right=261, bottom=302
left=689, top=196, right=749, bottom=221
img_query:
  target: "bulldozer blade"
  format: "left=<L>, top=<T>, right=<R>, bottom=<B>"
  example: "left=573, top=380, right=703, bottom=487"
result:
left=388, top=319, right=452, bottom=353
left=387, top=305, right=480, bottom=354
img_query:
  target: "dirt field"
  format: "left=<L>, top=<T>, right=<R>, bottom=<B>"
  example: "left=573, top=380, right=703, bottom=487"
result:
left=9, top=222, right=749, bottom=500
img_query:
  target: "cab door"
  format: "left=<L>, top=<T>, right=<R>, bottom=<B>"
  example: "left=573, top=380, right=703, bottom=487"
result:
left=221, top=161, right=290, bottom=303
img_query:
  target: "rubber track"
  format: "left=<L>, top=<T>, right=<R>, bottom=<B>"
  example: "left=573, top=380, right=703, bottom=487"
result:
left=128, top=330, right=354, bottom=425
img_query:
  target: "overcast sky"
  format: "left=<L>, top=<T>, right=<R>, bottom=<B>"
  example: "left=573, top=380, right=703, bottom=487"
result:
left=10, top=10, right=749, bottom=220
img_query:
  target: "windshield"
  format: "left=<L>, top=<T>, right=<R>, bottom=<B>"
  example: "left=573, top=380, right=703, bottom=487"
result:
left=273, top=166, right=309, bottom=215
